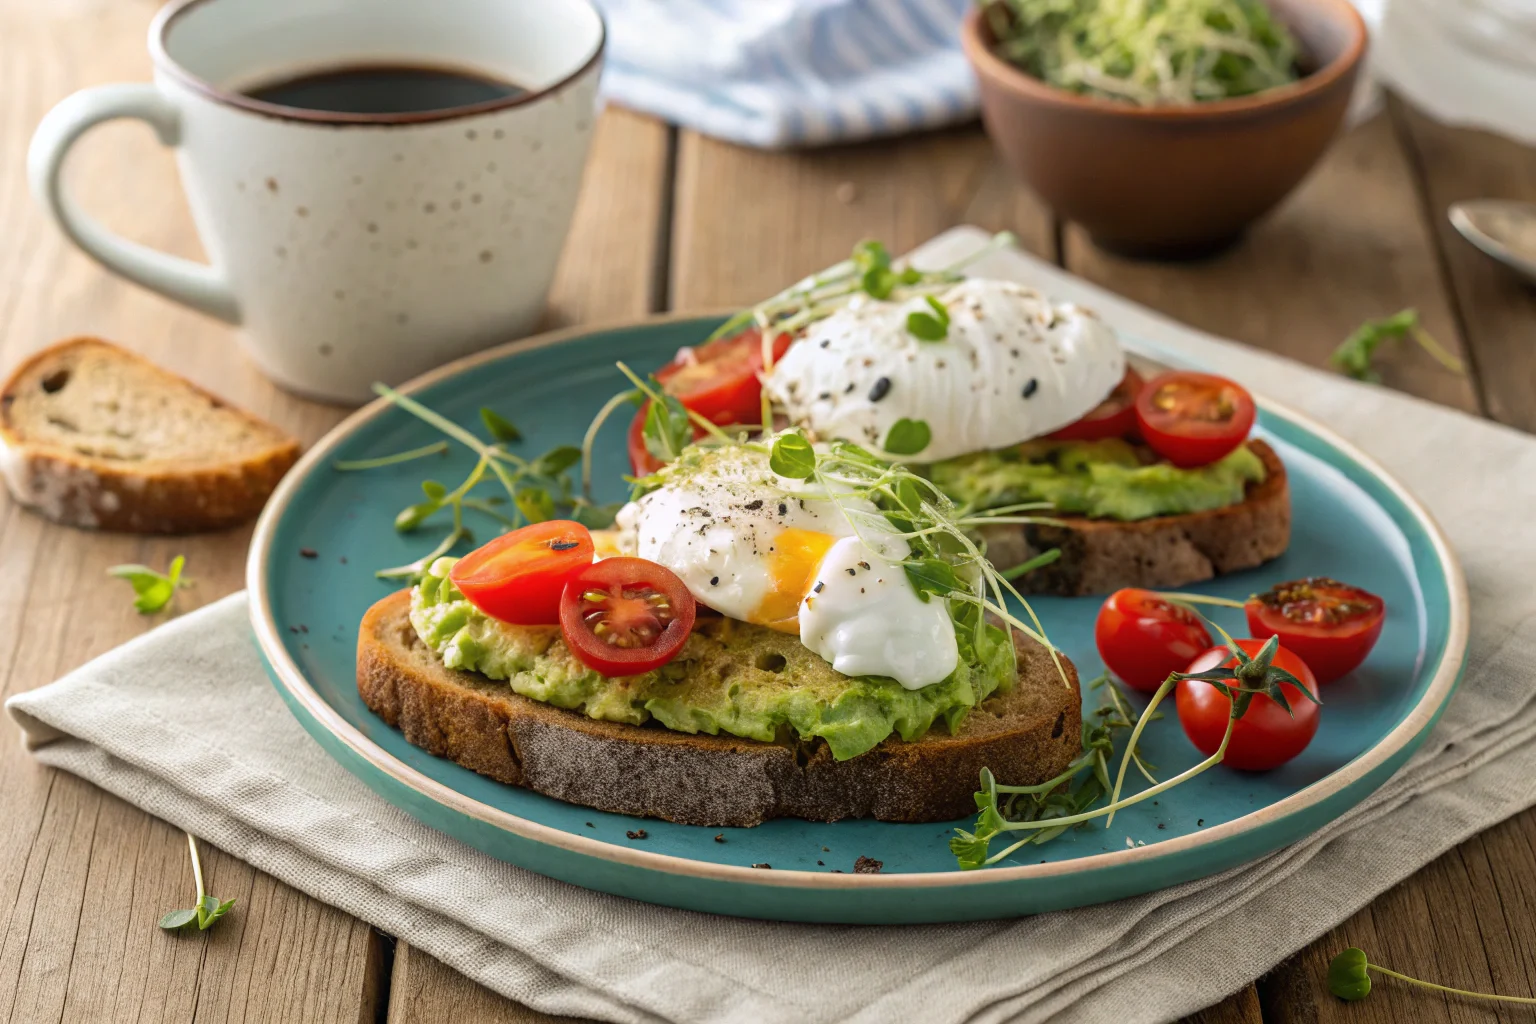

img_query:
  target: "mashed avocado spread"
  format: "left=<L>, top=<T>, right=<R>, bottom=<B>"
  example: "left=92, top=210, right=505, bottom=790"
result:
left=929, top=438, right=1266, bottom=521
left=410, top=558, right=1016, bottom=761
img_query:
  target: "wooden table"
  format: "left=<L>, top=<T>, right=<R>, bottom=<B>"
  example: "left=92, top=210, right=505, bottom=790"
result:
left=4, top=2, right=1535, bottom=1021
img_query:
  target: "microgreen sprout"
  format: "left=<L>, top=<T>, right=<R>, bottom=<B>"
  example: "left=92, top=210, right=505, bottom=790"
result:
left=702, top=231, right=1017, bottom=349
left=1330, top=309, right=1464, bottom=383
left=159, top=834, right=235, bottom=933
left=1328, top=946, right=1536, bottom=1005
left=109, top=555, right=190, bottom=614
left=345, top=384, right=617, bottom=581
left=953, top=632, right=1319, bottom=867
left=950, top=674, right=1157, bottom=866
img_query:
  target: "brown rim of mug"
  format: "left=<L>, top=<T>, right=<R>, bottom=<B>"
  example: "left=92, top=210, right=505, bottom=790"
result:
left=146, top=0, right=607, bottom=126
left=960, top=0, right=1367, bottom=121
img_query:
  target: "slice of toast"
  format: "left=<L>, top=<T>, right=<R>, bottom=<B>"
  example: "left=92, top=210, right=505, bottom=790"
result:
left=357, top=590, right=1083, bottom=827
left=0, top=338, right=301, bottom=532
left=981, top=439, right=1290, bottom=597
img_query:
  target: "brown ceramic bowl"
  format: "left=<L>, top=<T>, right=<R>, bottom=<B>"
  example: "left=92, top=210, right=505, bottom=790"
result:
left=961, top=0, right=1367, bottom=258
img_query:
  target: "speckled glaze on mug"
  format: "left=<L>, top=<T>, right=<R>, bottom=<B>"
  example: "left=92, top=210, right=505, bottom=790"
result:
left=29, top=0, right=604, bottom=403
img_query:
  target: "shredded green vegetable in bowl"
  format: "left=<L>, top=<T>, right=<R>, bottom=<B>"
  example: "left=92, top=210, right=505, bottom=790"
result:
left=983, top=0, right=1302, bottom=106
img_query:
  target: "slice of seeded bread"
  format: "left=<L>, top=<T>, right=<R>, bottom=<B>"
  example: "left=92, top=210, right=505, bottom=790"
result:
left=0, top=338, right=300, bottom=532
left=980, top=439, right=1291, bottom=597
left=357, top=590, right=1084, bottom=827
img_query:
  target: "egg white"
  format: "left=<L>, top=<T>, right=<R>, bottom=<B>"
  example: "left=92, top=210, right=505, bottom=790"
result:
left=764, top=278, right=1125, bottom=462
left=613, top=445, right=958, bottom=689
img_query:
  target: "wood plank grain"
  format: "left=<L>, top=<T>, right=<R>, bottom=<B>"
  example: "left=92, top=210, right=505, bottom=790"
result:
left=1391, top=96, right=1536, bottom=433
left=1063, top=112, right=1481, bottom=414
left=388, top=944, right=594, bottom=1024
left=1259, top=813, right=1536, bottom=1024
left=670, top=124, right=1055, bottom=310
left=1186, top=984, right=1264, bottom=1024
left=0, top=1, right=669, bottom=1022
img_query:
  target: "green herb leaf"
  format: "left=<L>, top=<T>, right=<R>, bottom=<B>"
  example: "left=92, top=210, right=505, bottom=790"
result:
left=906, top=295, right=951, bottom=341
left=905, top=557, right=962, bottom=600
left=1328, top=947, right=1372, bottom=1001
left=1330, top=308, right=1464, bottom=383
left=882, top=417, right=931, bottom=456
left=394, top=501, right=441, bottom=532
left=480, top=407, right=522, bottom=443
left=421, top=480, right=447, bottom=501
left=515, top=487, right=556, bottom=524
left=158, top=907, right=199, bottom=931
left=196, top=894, right=236, bottom=931
left=108, top=555, right=188, bottom=614
left=861, top=267, right=897, bottom=300
left=531, top=445, right=582, bottom=477
left=572, top=501, right=624, bottom=529
left=852, top=239, right=892, bottom=273
left=769, top=432, right=817, bottom=480
left=642, top=391, right=692, bottom=465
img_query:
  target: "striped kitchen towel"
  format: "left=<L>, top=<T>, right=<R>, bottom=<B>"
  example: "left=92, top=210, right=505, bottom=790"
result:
left=592, top=0, right=978, bottom=147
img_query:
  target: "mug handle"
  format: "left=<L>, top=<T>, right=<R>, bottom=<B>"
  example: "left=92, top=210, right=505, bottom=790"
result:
left=28, top=83, right=240, bottom=324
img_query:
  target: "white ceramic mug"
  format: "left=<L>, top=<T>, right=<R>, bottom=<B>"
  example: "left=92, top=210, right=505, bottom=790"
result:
left=29, top=0, right=604, bottom=403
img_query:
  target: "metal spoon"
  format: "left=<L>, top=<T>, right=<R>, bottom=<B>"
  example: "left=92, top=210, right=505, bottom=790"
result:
left=1449, top=199, right=1536, bottom=285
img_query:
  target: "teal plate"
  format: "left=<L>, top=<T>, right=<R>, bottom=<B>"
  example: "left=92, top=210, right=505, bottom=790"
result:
left=247, top=314, right=1468, bottom=924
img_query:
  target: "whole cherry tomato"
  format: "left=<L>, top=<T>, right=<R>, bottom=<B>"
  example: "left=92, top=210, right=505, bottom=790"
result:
left=1177, top=639, right=1320, bottom=771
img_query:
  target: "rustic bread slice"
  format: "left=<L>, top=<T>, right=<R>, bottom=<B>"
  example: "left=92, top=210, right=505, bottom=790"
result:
left=357, top=590, right=1083, bottom=827
left=981, top=439, right=1291, bottom=597
left=0, top=337, right=300, bottom=532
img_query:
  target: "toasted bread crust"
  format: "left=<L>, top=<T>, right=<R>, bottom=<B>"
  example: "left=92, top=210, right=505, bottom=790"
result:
left=357, top=590, right=1083, bottom=827
left=981, top=439, right=1290, bottom=596
left=0, top=338, right=300, bottom=532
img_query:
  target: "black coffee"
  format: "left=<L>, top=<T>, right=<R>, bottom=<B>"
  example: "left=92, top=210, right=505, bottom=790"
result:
left=244, top=64, right=525, bottom=115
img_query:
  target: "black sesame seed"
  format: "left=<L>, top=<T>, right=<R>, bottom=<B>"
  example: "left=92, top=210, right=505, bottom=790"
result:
left=846, top=568, right=856, bottom=576
left=299, top=547, right=318, bottom=559
left=626, top=829, right=648, bottom=840
left=818, top=392, right=831, bottom=401
left=743, top=499, right=763, bottom=510
left=1022, top=377, right=1039, bottom=398
left=820, top=339, right=831, bottom=348
left=844, top=382, right=856, bottom=394
left=868, top=377, right=891, bottom=402
left=778, top=502, right=787, bottom=516
left=710, top=576, right=719, bottom=586
left=857, top=560, right=870, bottom=570
left=813, top=581, right=825, bottom=593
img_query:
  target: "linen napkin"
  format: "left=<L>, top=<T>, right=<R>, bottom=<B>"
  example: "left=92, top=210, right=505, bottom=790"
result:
left=10, top=226, right=1536, bottom=1024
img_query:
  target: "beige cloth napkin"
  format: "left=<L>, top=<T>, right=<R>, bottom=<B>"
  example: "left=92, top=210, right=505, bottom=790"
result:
left=9, top=227, right=1536, bottom=1024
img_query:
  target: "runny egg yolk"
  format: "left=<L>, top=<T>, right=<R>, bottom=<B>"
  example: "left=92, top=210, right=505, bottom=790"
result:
left=753, top=527, right=838, bottom=633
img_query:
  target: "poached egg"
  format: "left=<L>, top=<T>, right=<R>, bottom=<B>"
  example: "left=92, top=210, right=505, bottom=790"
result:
left=764, top=279, right=1125, bottom=462
left=613, top=445, right=958, bottom=689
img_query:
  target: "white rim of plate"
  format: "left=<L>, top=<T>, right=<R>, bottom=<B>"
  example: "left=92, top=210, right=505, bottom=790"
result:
left=247, top=310, right=1470, bottom=891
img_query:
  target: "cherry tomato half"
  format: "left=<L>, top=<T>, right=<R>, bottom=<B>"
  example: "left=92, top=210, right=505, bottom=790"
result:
left=1049, top=367, right=1145, bottom=442
left=1095, top=588, right=1213, bottom=693
left=626, top=328, right=794, bottom=476
left=450, top=520, right=595, bottom=625
left=1176, top=639, right=1320, bottom=772
left=1245, top=577, right=1385, bottom=684
left=1134, top=371, right=1256, bottom=468
left=559, top=556, right=697, bottom=676
left=654, top=328, right=792, bottom=426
